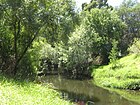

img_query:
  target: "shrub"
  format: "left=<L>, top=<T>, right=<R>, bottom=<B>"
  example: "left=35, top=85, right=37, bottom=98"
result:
left=128, top=38, right=140, bottom=54
left=109, top=39, right=119, bottom=69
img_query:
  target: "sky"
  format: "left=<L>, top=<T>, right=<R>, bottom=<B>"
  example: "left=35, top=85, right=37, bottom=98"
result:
left=75, top=0, right=140, bottom=9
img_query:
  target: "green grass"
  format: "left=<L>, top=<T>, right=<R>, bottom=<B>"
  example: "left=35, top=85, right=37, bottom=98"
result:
left=92, top=54, right=140, bottom=90
left=113, top=89, right=140, bottom=104
left=92, top=54, right=140, bottom=104
left=0, top=75, right=72, bottom=105
left=92, top=80, right=140, bottom=104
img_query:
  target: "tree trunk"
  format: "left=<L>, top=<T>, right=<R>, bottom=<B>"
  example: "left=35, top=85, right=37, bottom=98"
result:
left=13, top=25, right=41, bottom=75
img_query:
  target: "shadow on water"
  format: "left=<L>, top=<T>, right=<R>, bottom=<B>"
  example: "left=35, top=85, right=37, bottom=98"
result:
left=60, top=90, right=99, bottom=105
left=43, top=75, right=140, bottom=105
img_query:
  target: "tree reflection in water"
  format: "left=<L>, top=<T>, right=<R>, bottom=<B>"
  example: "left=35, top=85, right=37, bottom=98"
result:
left=43, top=75, right=140, bottom=105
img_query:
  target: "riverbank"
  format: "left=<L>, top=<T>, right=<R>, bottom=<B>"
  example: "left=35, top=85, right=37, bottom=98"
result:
left=92, top=54, right=140, bottom=90
left=92, top=80, right=140, bottom=104
left=92, top=54, right=140, bottom=104
left=0, top=75, right=72, bottom=105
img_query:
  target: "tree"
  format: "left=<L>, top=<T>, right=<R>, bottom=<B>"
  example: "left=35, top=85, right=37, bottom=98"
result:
left=82, top=0, right=113, bottom=11
left=109, top=39, right=119, bottom=69
left=82, top=8, right=126, bottom=64
left=43, top=0, right=80, bottom=45
left=0, top=0, right=79, bottom=77
left=63, top=8, right=126, bottom=78
left=117, top=0, right=140, bottom=54
left=0, top=0, right=55, bottom=76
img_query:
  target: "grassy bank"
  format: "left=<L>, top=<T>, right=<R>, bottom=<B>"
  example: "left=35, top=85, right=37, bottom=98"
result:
left=113, top=89, right=140, bottom=104
left=0, top=75, right=72, bottom=105
left=92, top=54, right=140, bottom=90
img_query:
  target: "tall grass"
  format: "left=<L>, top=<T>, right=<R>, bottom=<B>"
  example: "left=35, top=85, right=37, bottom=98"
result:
left=92, top=54, right=140, bottom=90
left=0, top=75, right=72, bottom=105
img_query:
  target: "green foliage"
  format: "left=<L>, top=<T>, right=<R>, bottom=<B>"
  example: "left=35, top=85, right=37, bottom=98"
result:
left=81, top=8, right=126, bottom=64
left=0, top=0, right=53, bottom=75
left=66, top=25, right=90, bottom=74
left=117, top=0, right=140, bottom=54
left=0, top=75, right=72, bottom=105
left=43, top=0, right=79, bottom=45
left=55, top=8, right=126, bottom=77
left=0, top=0, right=138, bottom=81
left=128, top=38, right=140, bottom=54
left=0, top=0, right=79, bottom=77
left=39, top=39, right=67, bottom=63
left=93, top=54, right=140, bottom=90
left=82, top=0, right=112, bottom=11
left=111, top=88, right=140, bottom=104
left=85, top=9, right=126, bottom=41
left=91, top=0, right=140, bottom=90
left=109, top=40, right=119, bottom=68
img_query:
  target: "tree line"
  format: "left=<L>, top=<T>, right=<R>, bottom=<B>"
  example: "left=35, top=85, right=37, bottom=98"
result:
left=0, top=0, right=140, bottom=79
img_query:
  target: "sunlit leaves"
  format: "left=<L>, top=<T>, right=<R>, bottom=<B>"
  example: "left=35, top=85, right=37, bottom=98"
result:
left=68, top=8, right=126, bottom=66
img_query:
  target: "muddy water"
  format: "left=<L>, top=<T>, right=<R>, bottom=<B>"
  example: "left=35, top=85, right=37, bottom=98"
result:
left=43, top=75, right=140, bottom=105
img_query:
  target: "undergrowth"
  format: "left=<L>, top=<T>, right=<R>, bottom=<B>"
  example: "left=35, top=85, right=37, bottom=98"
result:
left=0, top=75, right=72, bottom=105
left=92, top=54, right=140, bottom=90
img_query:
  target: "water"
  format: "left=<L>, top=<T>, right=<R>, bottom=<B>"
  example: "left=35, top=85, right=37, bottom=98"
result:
left=43, top=75, right=140, bottom=105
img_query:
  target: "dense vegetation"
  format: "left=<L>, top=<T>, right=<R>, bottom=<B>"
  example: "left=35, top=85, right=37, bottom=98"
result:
left=0, top=0, right=79, bottom=78
left=91, top=0, right=140, bottom=90
left=0, top=0, right=140, bottom=104
left=93, top=54, right=140, bottom=90
left=0, top=75, right=72, bottom=105
left=0, top=0, right=140, bottom=93
left=0, top=0, right=139, bottom=78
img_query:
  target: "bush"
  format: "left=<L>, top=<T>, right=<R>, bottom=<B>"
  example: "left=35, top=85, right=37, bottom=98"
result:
left=109, top=39, right=119, bottom=69
left=128, top=38, right=140, bottom=54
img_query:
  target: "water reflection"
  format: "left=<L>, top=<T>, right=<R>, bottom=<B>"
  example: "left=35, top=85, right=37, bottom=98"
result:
left=43, top=75, right=140, bottom=105
left=60, top=90, right=98, bottom=105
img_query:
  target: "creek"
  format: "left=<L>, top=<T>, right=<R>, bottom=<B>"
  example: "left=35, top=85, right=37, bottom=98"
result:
left=43, top=75, right=140, bottom=105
